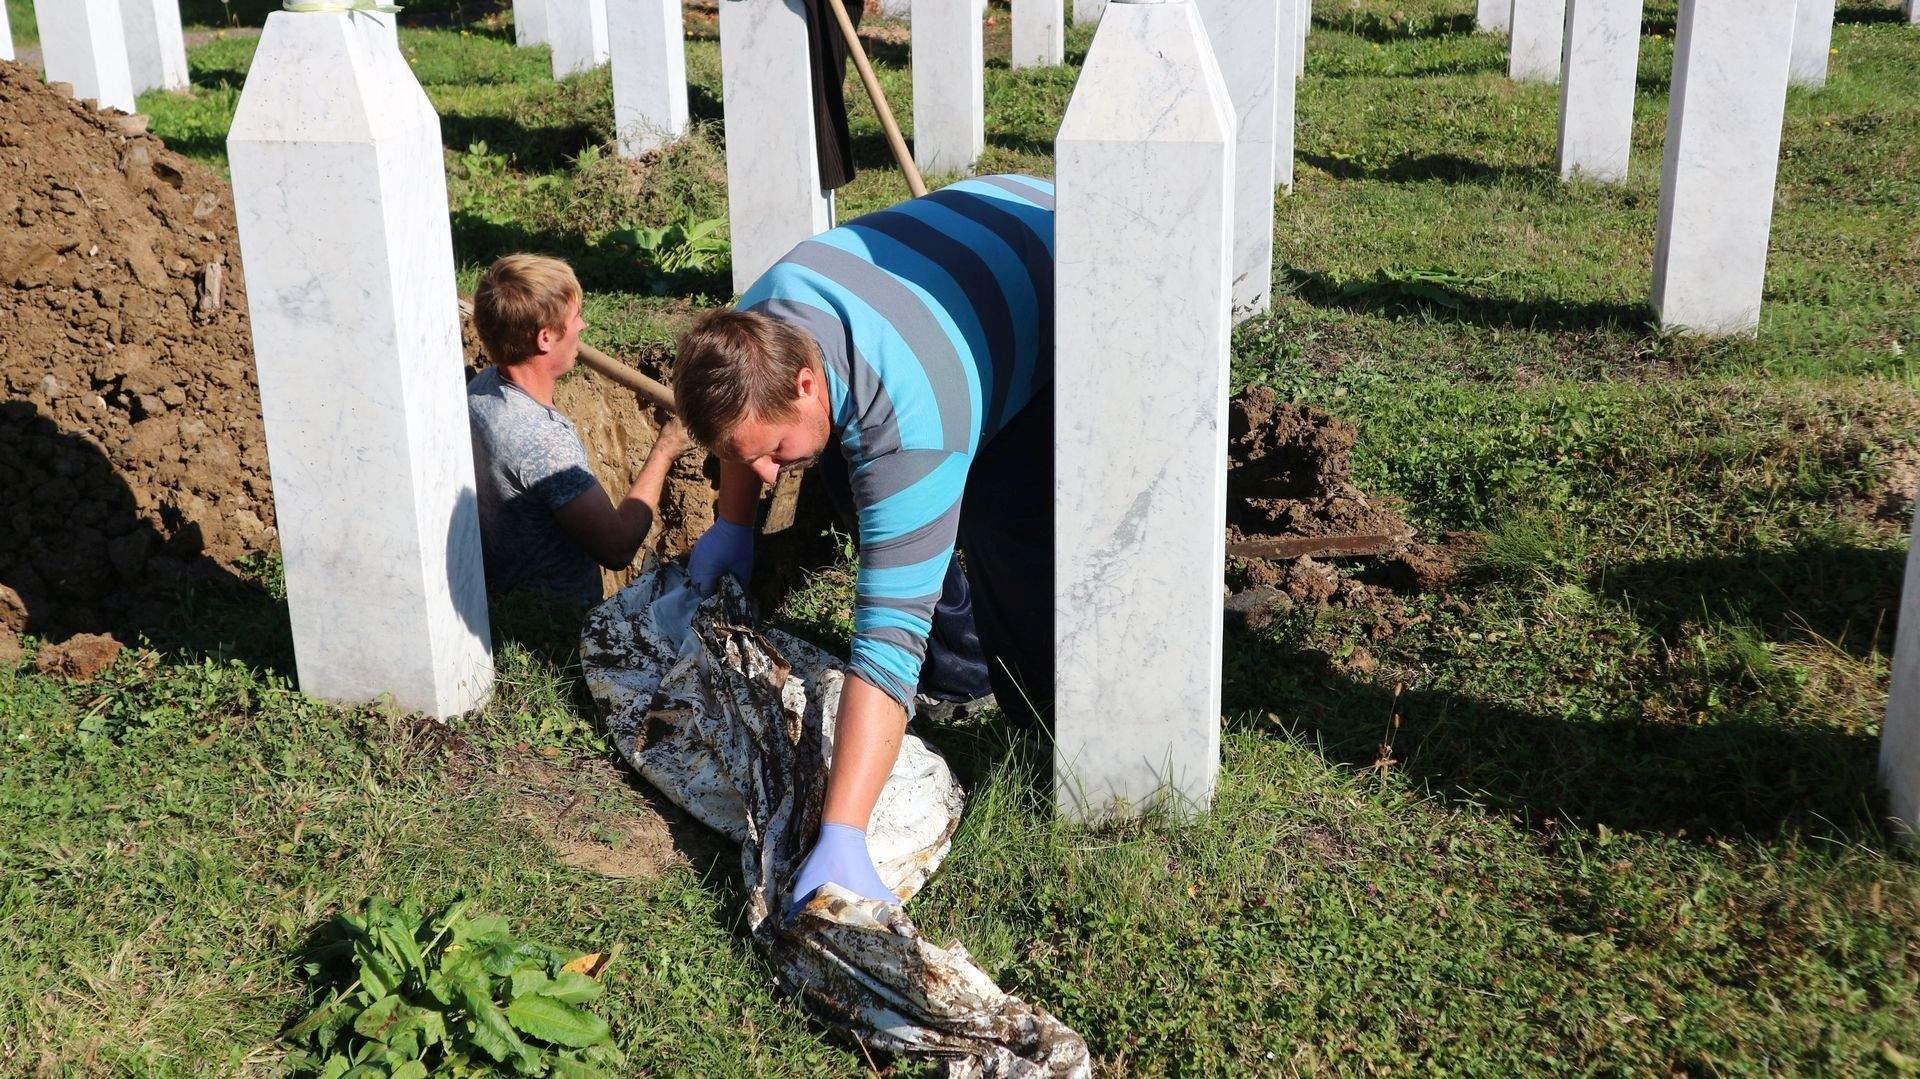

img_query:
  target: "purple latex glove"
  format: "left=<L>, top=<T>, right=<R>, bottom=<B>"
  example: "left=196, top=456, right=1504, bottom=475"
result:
left=688, top=518, right=754, bottom=596
left=787, top=823, right=899, bottom=917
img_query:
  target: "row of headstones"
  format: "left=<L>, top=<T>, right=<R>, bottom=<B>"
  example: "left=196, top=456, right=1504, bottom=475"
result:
left=8, top=0, right=190, bottom=112
left=204, top=0, right=1916, bottom=834
left=1487, top=0, right=1896, bottom=335
left=213, top=0, right=1249, bottom=822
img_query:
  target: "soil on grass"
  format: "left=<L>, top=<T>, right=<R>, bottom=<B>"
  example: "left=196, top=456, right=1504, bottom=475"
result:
left=503, top=755, right=690, bottom=880
left=1225, top=385, right=1465, bottom=623
left=0, top=62, right=271, bottom=636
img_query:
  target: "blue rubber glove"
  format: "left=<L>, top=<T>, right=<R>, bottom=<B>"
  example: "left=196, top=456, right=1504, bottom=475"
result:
left=688, top=518, right=754, bottom=596
left=787, top=823, right=898, bottom=917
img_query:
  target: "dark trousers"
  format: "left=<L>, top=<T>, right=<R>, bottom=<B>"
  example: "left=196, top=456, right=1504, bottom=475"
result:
left=820, top=388, right=1055, bottom=726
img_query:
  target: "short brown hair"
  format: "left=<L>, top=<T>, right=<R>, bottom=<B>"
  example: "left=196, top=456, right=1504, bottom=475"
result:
left=672, top=309, right=819, bottom=447
left=472, top=254, right=581, bottom=366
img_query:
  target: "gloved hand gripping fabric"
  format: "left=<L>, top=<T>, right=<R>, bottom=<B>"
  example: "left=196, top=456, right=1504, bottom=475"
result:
left=688, top=518, right=754, bottom=595
left=788, top=822, right=899, bottom=917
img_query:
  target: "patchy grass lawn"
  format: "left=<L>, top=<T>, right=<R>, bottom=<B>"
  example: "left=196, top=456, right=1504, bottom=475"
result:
left=4, top=0, right=1919, bottom=1073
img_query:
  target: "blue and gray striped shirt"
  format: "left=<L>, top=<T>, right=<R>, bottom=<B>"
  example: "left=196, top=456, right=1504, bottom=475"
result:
left=741, top=174, right=1056, bottom=709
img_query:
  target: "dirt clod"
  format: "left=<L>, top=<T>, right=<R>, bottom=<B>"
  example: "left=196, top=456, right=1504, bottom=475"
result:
left=34, top=632, right=122, bottom=681
left=0, top=626, right=21, bottom=670
left=1226, top=385, right=1460, bottom=613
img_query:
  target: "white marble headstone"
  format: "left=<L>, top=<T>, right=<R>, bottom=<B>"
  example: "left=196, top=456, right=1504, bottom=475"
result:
left=1073, top=0, right=1107, bottom=27
left=549, top=0, right=610, bottom=79
left=610, top=0, right=689, bottom=157
left=1296, top=0, right=1309, bottom=77
left=1508, top=0, right=1567, bottom=82
left=1477, top=0, right=1511, bottom=32
left=1196, top=0, right=1282, bottom=318
left=1788, top=0, right=1834, bottom=88
left=32, top=0, right=136, bottom=113
left=1013, top=0, right=1065, bottom=69
left=227, top=10, right=494, bottom=720
left=721, top=0, right=832, bottom=293
left=514, top=0, right=550, bottom=47
left=1908, top=0, right=1918, bottom=26
left=1885, top=491, right=1920, bottom=844
left=913, top=0, right=985, bottom=175
left=881, top=0, right=913, bottom=18
left=1557, top=0, right=1641, bottom=184
left=1, top=5, right=13, bottom=63
left=1650, top=0, right=1794, bottom=336
left=1274, top=0, right=1299, bottom=193
left=1055, top=0, right=1233, bottom=823
left=119, top=0, right=189, bottom=94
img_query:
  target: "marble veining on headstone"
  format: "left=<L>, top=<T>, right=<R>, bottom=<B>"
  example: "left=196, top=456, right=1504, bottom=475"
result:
left=1508, top=0, right=1567, bottom=82
left=119, top=0, right=190, bottom=94
left=1650, top=0, right=1795, bottom=336
left=913, top=0, right=986, bottom=175
left=721, top=0, right=833, bottom=293
left=1557, top=0, right=1642, bottom=183
left=227, top=9, right=495, bottom=719
left=1054, top=0, right=1234, bottom=822
left=1196, top=0, right=1283, bottom=318
left=610, top=0, right=689, bottom=156
left=32, top=0, right=137, bottom=112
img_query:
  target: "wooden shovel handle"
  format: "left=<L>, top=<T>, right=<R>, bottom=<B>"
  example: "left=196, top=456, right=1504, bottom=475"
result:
left=457, top=296, right=677, bottom=411
left=824, top=0, right=928, bottom=198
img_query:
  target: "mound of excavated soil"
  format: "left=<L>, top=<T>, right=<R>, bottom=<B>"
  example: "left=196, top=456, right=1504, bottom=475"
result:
left=1226, top=385, right=1461, bottom=619
left=0, top=62, right=271, bottom=635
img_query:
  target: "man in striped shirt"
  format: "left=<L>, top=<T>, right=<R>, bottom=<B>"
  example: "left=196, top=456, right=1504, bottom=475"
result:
left=672, top=175, right=1056, bottom=914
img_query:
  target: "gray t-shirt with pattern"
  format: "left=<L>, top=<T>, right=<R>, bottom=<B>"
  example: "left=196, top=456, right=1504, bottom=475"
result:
left=467, top=367, right=603, bottom=608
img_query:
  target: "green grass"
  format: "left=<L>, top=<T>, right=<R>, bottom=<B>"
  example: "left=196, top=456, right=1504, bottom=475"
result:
left=6, top=0, right=1920, bottom=1073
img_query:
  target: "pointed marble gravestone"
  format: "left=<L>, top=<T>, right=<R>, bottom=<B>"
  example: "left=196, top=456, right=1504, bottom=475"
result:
left=1073, top=0, right=1106, bottom=27
left=227, top=9, right=494, bottom=720
left=1195, top=0, right=1282, bottom=318
left=514, top=0, right=550, bottom=47
left=721, top=0, right=832, bottom=293
left=549, top=0, right=610, bottom=79
left=1650, top=0, right=1794, bottom=336
left=913, top=0, right=985, bottom=175
left=1557, top=0, right=1642, bottom=183
left=1, top=4, right=13, bottom=63
left=1884, top=493, right=1920, bottom=844
left=1055, top=0, right=1234, bottom=823
left=1013, top=0, right=1065, bottom=68
left=610, top=0, right=688, bottom=156
left=1788, top=0, right=1834, bottom=88
left=1477, top=0, right=1511, bottom=32
left=1274, top=0, right=1299, bottom=192
left=1508, top=0, right=1567, bottom=82
left=119, top=0, right=190, bottom=94
left=32, top=0, right=137, bottom=112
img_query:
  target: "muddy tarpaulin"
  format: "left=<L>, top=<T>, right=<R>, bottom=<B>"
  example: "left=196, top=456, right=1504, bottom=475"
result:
left=582, top=562, right=1090, bottom=1077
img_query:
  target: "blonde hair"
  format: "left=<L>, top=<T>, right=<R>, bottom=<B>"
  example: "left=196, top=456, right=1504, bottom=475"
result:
left=672, top=309, right=819, bottom=447
left=472, top=254, right=581, bottom=366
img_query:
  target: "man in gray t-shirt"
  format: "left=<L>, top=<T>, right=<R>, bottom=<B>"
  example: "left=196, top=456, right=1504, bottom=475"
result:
left=467, top=254, right=688, bottom=610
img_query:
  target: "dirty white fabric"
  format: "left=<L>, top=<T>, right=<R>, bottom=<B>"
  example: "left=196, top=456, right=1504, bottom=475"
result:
left=581, top=562, right=1090, bottom=1076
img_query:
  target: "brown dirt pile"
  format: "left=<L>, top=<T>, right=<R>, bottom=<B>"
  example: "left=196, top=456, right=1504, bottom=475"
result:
left=1226, top=385, right=1461, bottom=618
left=0, top=61, right=272, bottom=635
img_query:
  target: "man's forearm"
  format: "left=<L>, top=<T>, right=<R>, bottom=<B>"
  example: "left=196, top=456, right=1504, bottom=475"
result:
left=716, top=459, right=762, bottom=526
left=821, top=674, right=908, bottom=830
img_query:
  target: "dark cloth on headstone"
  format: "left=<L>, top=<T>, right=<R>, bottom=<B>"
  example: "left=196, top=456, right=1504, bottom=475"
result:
left=804, top=0, right=863, bottom=190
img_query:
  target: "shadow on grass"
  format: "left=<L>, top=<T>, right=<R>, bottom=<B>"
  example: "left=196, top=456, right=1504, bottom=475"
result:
left=1280, top=266, right=1653, bottom=333
left=1223, top=626, right=1892, bottom=842
left=1595, top=542, right=1904, bottom=661
left=1313, top=11, right=1478, bottom=42
left=439, top=113, right=603, bottom=175
left=1300, top=151, right=1513, bottom=185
